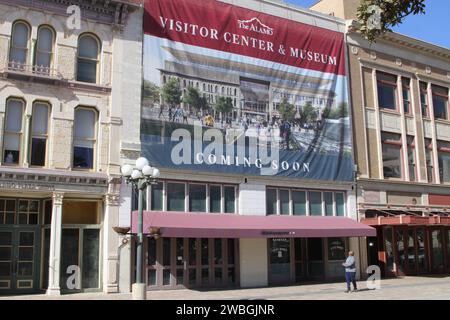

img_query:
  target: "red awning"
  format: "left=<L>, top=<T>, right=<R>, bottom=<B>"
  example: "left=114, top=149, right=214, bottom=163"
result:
left=131, top=211, right=376, bottom=238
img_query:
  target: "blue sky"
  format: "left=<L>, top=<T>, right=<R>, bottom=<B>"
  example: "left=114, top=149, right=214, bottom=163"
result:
left=285, top=0, right=450, bottom=49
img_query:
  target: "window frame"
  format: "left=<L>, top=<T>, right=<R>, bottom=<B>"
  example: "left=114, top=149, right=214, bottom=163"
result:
left=76, top=33, right=100, bottom=84
left=437, top=141, right=450, bottom=184
left=431, top=85, right=449, bottom=121
left=406, top=136, right=417, bottom=182
left=72, top=106, right=98, bottom=171
left=402, top=77, right=412, bottom=115
left=29, top=101, right=51, bottom=167
left=377, top=71, right=399, bottom=112
left=424, top=138, right=435, bottom=183
left=419, top=82, right=429, bottom=118
left=381, top=132, right=404, bottom=180
left=2, top=98, right=25, bottom=166
left=9, top=20, right=31, bottom=66
left=34, top=25, right=55, bottom=70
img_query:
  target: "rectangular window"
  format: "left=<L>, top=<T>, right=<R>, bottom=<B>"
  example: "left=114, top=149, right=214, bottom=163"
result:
left=73, top=108, right=96, bottom=169
left=189, top=184, right=206, bottom=212
left=432, top=85, right=449, bottom=120
left=377, top=72, right=398, bottom=111
left=406, top=136, right=416, bottom=181
left=167, top=183, right=185, bottom=212
left=328, top=238, right=346, bottom=261
left=209, top=185, right=221, bottom=213
left=150, top=182, right=163, bottom=211
left=266, top=189, right=277, bottom=215
left=402, top=78, right=411, bottom=114
left=335, top=193, right=345, bottom=217
left=438, top=141, right=450, bottom=183
left=224, top=186, right=235, bottom=213
left=420, top=82, right=429, bottom=117
left=425, top=138, right=434, bottom=183
left=279, top=190, right=290, bottom=215
left=30, top=102, right=49, bottom=166
left=382, top=132, right=403, bottom=179
left=292, top=191, right=306, bottom=216
left=324, top=192, right=333, bottom=216
left=309, top=191, right=322, bottom=216
left=3, top=99, right=24, bottom=165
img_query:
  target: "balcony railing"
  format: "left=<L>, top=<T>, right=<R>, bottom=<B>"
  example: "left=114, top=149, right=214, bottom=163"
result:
left=2, top=61, right=63, bottom=80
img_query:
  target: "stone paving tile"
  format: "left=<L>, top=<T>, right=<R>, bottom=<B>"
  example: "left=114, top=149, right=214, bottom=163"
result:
left=1, top=276, right=449, bottom=300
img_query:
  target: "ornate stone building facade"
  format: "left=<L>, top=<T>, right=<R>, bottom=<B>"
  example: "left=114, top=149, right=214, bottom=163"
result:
left=0, top=0, right=142, bottom=294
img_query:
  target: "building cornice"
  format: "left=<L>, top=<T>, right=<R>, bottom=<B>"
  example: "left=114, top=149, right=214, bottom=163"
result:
left=0, top=0, right=140, bottom=27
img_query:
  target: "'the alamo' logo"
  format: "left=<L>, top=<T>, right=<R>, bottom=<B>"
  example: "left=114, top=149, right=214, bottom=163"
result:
left=237, top=17, right=274, bottom=35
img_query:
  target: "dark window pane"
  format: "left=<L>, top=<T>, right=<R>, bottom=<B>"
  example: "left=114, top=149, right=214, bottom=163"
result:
left=227, top=239, right=235, bottom=265
left=0, top=262, right=11, bottom=277
left=189, top=184, right=206, bottom=212
left=309, top=192, right=322, bottom=216
left=82, top=229, right=99, bottom=288
left=5, top=213, right=15, bottom=225
left=214, top=267, right=222, bottom=284
left=19, top=247, right=33, bottom=261
left=151, top=182, right=163, bottom=211
left=42, top=229, right=50, bottom=289
left=5, top=200, right=15, bottom=212
left=60, top=229, right=79, bottom=290
left=308, top=238, right=323, bottom=261
left=224, top=187, right=235, bottom=213
left=201, top=239, right=209, bottom=265
left=44, top=200, right=52, bottom=225
left=163, top=238, right=171, bottom=266
left=73, top=146, right=94, bottom=169
left=28, top=213, right=38, bottom=225
left=328, top=238, right=346, bottom=260
left=433, top=95, right=448, bottom=120
left=163, top=269, right=171, bottom=285
left=19, top=232, right=34, bottom=246
left=378, top=83, right=397, bottom=110
left=3, top=149, right=19, bottom=164
left=189, top=238, right=196, bottom=266
left=201, top=268, right=209, bottom=285
left=324, top=192, right=333, bottom=216
left=0, top=232, right=12, bottom=246
left=176, top=238, right=184, bottom=266
left=30, top=138, right=46, bottom=166
left=214, top=239, right=222, bottom=265
left=382, top=132, right=402, bottom=179
left=17, top=262, right=33, bottom=276
left=266, top=189, right=277, bottom=215
left=167, top=183, right=185, bottom=212
left=176, top=269, right=184, bottom=285
left=77, top=59, right=97, bottom=83
left=209, top=186, right=221, bottom=213
left=292, top=191, right=306, bottom=215
left=18, top=213, right=27, bottom=224
left=294, top=238, right=302, bottom=261
left=279, top=190, right=290, bottom=215
left=228, top=267, right=235, bottom=284
left=147, top=269, right=156, bottom=286
left=0, top=247, right=12, bottom=260
left=189, top=269, right=196, bottom=285
left=147, top=237, right=157, bottom=265
left=335, top=193, right=345, bottom=217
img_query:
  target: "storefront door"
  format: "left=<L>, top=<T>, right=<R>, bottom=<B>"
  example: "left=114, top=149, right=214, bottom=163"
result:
left=0, top=227, right=40, bottom=293
left=306, top=238, right=324, bottom=280
left=430, top=228, right=445, bottom=273
left=268, top=238, right=291, bottom=285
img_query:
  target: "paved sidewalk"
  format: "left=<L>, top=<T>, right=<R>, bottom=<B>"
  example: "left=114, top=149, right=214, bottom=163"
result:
left=1, top=276, right=449, bottom=300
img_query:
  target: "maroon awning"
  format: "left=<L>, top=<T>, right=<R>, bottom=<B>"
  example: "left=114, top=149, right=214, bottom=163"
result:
left=131, top=211, right=376, bottom=238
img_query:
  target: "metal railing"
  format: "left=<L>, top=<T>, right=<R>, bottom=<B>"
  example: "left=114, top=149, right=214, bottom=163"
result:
left=4, top=61, right=63, bottom=79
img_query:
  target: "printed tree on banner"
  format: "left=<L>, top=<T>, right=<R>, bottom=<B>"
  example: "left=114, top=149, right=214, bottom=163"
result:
left=142, top=80, right=160, bottom=106
left=300, top=102, right=317, bottom=125
left=162, top=78, right=182, bottom=109
left=183, top=86, right=203, bottom=114
left=214, top=96, right=233, bottom=121
left=278, top=98, right=296, bottom=122
left=357, top=0, right=426, bottom=42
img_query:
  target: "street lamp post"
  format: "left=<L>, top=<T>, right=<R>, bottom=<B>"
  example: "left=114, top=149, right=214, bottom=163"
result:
left=121, top=157, right=160, bottom=300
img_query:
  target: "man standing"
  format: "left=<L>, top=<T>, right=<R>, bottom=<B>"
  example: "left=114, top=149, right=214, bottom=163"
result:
left=342, top=251, right=357, bottom=293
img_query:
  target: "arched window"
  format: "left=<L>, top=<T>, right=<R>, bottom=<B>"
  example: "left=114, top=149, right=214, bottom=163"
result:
left=30, top=102, right=50, bottom=166
left=73, top=108, right=97, bottom=169
left=3, top=99, right=24, bottom=165
left=77, top=34, right=100, bottom=83
left=35, top=26, right=54, bottom=69
left=9, top=21, right=30, bottom=66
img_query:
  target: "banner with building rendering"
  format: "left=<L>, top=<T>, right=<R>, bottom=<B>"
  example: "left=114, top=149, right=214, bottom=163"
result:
left=141, top=0, right=353, bottom=181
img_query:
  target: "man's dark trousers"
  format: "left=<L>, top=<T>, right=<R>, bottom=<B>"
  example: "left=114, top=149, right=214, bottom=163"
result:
left=345, top=271, right=357, bottom=290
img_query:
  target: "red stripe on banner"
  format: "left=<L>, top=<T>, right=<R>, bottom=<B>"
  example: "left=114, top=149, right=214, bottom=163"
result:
left=144, top=0, right=346, bottom=75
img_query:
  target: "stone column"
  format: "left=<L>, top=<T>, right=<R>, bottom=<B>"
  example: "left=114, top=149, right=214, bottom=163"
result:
left=46, top=192, right=64, bottom=295
left=103, top=179, right=121, bottom=293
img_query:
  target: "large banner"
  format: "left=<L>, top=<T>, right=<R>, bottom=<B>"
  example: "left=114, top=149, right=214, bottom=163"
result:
left=142, top=0, right=353, bottom=181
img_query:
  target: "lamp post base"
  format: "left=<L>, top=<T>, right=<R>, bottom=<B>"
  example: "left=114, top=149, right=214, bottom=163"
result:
left=131, top=283, right=147, bottom=300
